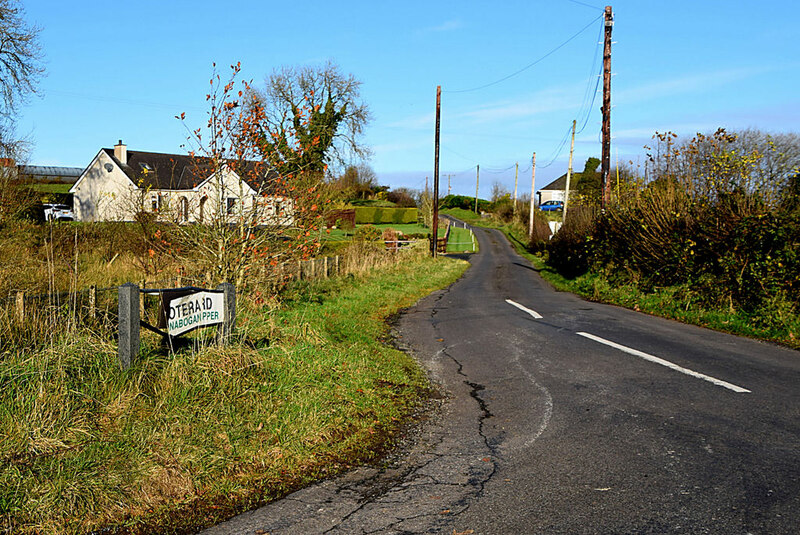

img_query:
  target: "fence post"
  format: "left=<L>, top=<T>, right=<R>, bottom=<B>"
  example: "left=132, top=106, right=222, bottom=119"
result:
left=297, top=260, right=303, bottom=280
left=139, top=279, right=146, bottom=318
left=335, top=255, right=340, bottom=276
left=118, top=283, right=140, bottom=370
left=89, top=285, right=96, bottom=319
left=323, top=256, right=329, bottom=278
left=15, top=291, right=24, bottom=324
left=217, top=282, right=236, bottom=344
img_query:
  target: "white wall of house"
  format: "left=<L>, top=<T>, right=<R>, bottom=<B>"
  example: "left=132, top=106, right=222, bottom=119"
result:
left=538, top=189, right=565, bottom=205
left=71, top=151, right=138, bottom=222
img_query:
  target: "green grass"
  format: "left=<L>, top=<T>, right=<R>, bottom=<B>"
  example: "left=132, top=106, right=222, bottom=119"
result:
left=28, top=183, right=73, bottom=195
left=446, top=226, right=477, bottom=253
left=441, top=207, right=483, bottom=224
left=323, top=223, right=439, bottom=243
left=0, top=254, right=469, bottom=534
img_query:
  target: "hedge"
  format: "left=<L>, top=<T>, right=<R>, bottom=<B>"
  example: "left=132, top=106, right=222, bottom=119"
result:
left=354, top=207, right=418, bottom=224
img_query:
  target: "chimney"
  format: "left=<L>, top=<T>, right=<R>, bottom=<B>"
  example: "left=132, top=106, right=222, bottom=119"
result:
left=114, top=139, right=127, bottom=165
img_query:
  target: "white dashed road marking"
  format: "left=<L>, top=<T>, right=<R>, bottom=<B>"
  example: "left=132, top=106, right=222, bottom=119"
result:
left=506, top=299, right=543, bottom=319
left=577, top=331, right=751, bottom=393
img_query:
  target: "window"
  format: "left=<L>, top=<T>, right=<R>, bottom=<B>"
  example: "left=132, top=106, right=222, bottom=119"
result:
left=151, top=194, right=161, bottom=212
left=226, top=197, right=237, bottom=215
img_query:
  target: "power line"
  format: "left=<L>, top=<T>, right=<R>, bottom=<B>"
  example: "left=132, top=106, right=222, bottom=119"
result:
left=565, top=0, right=605, bottom=11
left=575, top=20, right=605, bottom=135
left=539, top=123, right=575, bottom=168
left=441, top=144, right=480, bottom=164
left=445, top=13, right=603, bottom=94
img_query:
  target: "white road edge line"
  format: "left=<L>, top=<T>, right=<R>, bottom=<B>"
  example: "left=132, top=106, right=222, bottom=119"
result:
left=577, top=332, right=750, bottom=394
left=506, top=299, right=543, bottom=319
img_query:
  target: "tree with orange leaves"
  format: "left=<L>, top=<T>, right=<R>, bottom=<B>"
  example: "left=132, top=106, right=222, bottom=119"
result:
left=173, top=63, right=329, bottom=290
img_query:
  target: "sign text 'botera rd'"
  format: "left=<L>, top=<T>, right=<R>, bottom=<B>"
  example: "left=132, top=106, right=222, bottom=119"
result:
left=167, top=291, right=225, bottom=336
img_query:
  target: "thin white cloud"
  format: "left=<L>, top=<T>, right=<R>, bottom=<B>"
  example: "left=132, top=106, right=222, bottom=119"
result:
left=423, top=19, right=465, bottom=33
left=615, top=66, right=774, bottom=105
left=387, top=82, right=586, bottom=131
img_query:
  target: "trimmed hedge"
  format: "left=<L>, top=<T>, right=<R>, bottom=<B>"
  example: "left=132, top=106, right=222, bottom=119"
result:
left=354, top=207, right=418, bottom=224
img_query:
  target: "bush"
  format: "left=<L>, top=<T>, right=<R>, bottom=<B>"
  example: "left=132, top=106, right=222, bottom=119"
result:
left=441, top=194, right=491, bottom=213
left=354, top=207, right=417, bottom=224
left=546, top=204, right=597, bottom=279
left=527, top=210, right=552, bottom=252
left=354, top=224, right=381, bottom=241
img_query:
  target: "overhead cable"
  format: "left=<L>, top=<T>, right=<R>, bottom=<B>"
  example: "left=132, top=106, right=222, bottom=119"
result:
left=445, top=13, right=603, bottom=94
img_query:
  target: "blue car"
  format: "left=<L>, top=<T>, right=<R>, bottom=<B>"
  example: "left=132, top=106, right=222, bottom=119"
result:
left=539, top=200, right=564, bottom=212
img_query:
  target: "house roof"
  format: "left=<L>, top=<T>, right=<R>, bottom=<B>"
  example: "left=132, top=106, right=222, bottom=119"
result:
left=102, top=149, right=280, bottom=192
left=538, top=172, right=583, bottom=192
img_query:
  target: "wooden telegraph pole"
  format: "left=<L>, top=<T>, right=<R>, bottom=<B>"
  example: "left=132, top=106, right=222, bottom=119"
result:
left=528, top=153, right=536, bottom=239
left=513, top=162, right=519, bottom=216
left=432, top=86, right=441, bottom=257
left=600, top=5, right=614, bottom=209
left=563, top=120, right=576, bottom=224
left=474, top=165, right=480, bottom=214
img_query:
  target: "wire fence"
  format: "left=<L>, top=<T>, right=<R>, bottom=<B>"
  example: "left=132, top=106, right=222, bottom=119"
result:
left=0, top=242, right=436, bottom=353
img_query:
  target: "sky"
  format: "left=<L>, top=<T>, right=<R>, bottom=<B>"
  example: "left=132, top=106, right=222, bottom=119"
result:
left=16, top=0, right=800, bottom=199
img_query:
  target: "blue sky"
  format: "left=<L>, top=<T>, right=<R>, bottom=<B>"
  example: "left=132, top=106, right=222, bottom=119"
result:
left=17, top=0, right=800, bottom=198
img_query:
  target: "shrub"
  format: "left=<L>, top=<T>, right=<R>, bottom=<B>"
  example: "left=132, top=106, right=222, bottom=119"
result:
left=440, top=194, right=491, bottom=213
left=354, top=224, right=381, bottom=241
left=546, top=204, right=597, bottom=279
left=354, top=207, right=417, bottom=224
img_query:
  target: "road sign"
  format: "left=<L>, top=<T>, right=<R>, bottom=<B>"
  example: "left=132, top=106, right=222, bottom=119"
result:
left=166, top=291, right=225, bottom=336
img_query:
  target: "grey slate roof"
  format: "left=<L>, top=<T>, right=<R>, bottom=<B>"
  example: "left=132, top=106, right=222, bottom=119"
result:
left=102, top=149, right=280, bottom=192
left=539, top=172, right=583, bottom=191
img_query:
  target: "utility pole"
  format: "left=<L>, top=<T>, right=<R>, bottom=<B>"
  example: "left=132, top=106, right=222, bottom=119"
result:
left=432, top=86, right=441, bottom=258
left=528, top=153, right=536, bottom=239
left=601, top=5, right=614, bottom=209
left=474, top=165, right=480, bottom=214
left=563, top=120, right=576, bottom=224
left=513, top=162, right=519, bottom=216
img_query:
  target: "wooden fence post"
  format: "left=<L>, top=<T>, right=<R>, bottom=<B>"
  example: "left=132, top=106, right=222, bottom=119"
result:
left=89, top=285, right=96, bottom=319
left=118, top=283, right=140, bottom=369
left=139, top=279, right=146, bottom=318
left=15, top=291, right=24, bottom=324
left=323, top=256, right=329, bottom=278
left=297, top=260, right=303, bottom=280
left=335, top=255, right=340, bottom=276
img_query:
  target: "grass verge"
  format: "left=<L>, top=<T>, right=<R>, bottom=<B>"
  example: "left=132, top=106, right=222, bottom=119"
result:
left=491, top=223, right=800, bottom=350
left=0, top=254, right=468, bottom=534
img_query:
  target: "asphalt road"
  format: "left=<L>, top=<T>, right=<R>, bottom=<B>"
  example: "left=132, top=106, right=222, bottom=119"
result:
left=203, top=222, right=800, bottom=534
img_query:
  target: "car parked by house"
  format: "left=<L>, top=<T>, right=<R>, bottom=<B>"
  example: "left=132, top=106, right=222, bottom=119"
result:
left=539, top=200, right=564, bottom=212
left=43, top=203, right=74, bottom=221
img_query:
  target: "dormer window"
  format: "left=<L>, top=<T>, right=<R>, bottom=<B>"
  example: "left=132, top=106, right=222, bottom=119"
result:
left=139, top=162, right=153, bottom=173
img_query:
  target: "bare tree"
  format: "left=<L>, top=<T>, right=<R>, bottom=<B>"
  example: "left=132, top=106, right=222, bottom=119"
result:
left=0, top=0, right=44, bottom=157
left=252, top=61, right=371, bottom=175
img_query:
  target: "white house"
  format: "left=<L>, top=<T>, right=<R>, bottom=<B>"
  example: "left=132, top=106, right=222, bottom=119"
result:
left=536, top=174, right=568, bottom=206
left=70, top=140, right=293, bottom=226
